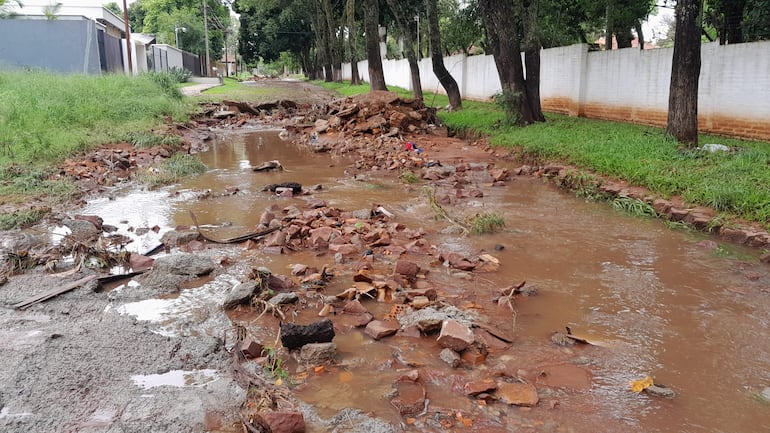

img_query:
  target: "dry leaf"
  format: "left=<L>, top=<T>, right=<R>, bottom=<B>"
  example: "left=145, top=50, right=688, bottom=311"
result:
left=630, top=376, right=654, bottom=393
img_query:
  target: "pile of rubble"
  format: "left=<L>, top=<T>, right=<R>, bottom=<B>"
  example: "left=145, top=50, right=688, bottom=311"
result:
left=57, top=142, right=176, bottom=186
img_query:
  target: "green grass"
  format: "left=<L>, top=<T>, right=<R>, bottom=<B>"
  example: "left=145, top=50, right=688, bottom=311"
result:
left=198, top=77, right=286, bottom=101
left=466, top=212, right=506, bottom=234
left=314, top=80, right=770, bottom=228
left=0, top=207, right=51, bottom=230
left=140, top=153, right=207, bottom=188
left=0, top=70, right=191, bottom=166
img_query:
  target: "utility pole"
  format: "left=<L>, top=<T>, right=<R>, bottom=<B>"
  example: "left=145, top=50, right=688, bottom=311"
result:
left=122, top=0, right=133, bottom=74
left=203, top=0, right=211, bottom=76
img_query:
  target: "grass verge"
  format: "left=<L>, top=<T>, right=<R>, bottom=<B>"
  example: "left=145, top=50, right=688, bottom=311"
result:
left=313, top=80, right=770, bottom=228
left=0, top=70, right=193, bottom=228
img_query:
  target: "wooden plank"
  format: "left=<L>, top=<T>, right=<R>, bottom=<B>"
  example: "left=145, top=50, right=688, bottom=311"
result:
left=13, top=274, right=99, bottom=309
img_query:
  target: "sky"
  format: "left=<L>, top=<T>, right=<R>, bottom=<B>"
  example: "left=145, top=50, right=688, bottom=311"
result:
left=642, top=6, right=676, bottom=42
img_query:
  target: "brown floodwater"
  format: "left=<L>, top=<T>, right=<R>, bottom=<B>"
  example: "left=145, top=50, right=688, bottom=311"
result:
left=91, top=130, right=770, bottom=432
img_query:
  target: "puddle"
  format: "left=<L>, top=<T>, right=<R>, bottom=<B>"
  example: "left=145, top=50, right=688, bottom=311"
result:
left=131, top=369, right=219, bottom=389
left=85, top=129, right=770, bottom=432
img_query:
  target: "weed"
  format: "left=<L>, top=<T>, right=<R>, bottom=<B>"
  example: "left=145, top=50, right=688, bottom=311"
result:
left=611, top=197, right=657, bottom=218
left=141, top=154, right=206, bottom=188
left=118, top=131, right=181, bottom=148
left=0, top=208, right=50, bottom=230
left=664, top=220, right=693, bottom=232
left=399, top=170, right=419, bottom=184
left=493, top=90, right=524, bottom=125
left=261, top=346, right=291, bottom=383
left=466, top=212, right=505, bottom=234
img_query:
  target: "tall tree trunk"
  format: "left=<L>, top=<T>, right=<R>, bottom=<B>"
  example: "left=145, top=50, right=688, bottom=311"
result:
left=346, top=0, right=361, bottom=84
left=605, top=4, right=612, bottom=50
left=321, top=0, right=340, bottom=80
left=363, top=0, right=388, bottom=91
left=425, top=0, right=461, bottom=108
left=480, top=0, right=539, bottom=124
left=724, top=0, right=746, bottom=44
left=385, top=0, right=423, bottom=101
left=635, top=20, right=645, bottom=50
left=522, top=0, right=544, bottom=121
left=667, top=0, right=702, bottom=147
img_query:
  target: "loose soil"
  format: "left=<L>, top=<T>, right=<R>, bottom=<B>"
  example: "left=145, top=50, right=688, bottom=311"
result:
left=1, top=79, right=768, bottom=433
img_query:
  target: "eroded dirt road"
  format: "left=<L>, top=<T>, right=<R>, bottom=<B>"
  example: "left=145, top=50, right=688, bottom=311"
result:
left=1, top=80, right=769, bottom=433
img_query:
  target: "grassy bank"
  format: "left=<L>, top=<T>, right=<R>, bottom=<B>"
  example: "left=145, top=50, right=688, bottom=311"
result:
left=314, top=81, right=770, bottom=228
left=0, top=70, right=193, bottom=227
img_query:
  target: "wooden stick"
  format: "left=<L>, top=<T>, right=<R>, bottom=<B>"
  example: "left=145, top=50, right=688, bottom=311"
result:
left=13, top=274, right=99, bottom=309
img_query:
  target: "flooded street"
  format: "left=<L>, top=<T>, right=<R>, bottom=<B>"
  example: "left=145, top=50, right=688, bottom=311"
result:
left=82, top=128, right=770, bottom=433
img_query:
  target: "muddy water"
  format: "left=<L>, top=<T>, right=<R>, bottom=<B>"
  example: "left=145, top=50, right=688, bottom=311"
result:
left=92, top=130, right=769, bottom=433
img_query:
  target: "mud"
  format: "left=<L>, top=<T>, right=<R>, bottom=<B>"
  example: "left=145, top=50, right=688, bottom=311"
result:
left=1, top=80, right=769, bottom=433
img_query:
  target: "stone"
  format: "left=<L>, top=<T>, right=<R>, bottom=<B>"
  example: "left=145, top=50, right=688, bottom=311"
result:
left=260, top=411, right=306, bottom=433
left=268, top=292, right=299, bottom=306
left=290, top=264, right=309, bottom=276
left=439, top=348, right=462, bottom=368
left=309, top=226, right=335, bottom=249
left=268, top=274, right=297, bottom=291
left=411, top=296, right=430, bottom=309
left=390, top=380, right=426, bottom=417
left=406, top=287, right=437, bottom=301
left=152, top=253, right=215, bottom=276
left=464, top=379, right=497, bottom=396
left=393, top=260, right=420, bottom=279
left=342, top=300, right=369, bottom=314
left=298, top=342, right=337, bottom=364
left=364, top=320, right=400, bottom=340
left=314, top=118, right=330, bottom=133
left=62, top=218, right=101, bottom=240
left=160, top=229, right=200, bottom=247
left=74, top=214, right=103, bottom=231
left=644, top=384, right=676, bottom=399
left=437, top=319, right=475, bottom=352
left=240, top=337, right=264, bottom=359
left=129, top=253, right=155, bottom=272
left=495, top=382, right=539, bottom=406
left=223, top=281, right=260, bottom=309
left=280, top=319, right=335, bottom=350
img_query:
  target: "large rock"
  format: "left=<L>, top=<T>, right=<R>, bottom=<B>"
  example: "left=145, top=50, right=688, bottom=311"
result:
left=160, top=229, right=200, bottom=247
left=437, top=319, right=475, bottom=352
left=390, top=380, right=426, bottom=417
left=268, top=292, right=299, bottom=306
left=280, top=319, right=335, bottom=350
left=152, top=253, right=215, bottom=276
left=223, top=281, right=260, bottom=309
left=62, top=218, right=101, bottom=240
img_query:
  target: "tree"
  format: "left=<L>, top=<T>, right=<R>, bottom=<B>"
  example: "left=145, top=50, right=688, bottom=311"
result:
left=346, top=0, right=361, bottom=84
left=438, top=0, right=483, bottom=55
left=480, top=0, right=543, bottom=124
left=233, top=0, right=313, bottom=72
left=0, top=0, right=23, bottom=19
left=104, top=2, right=122, bottom=16
left=667, top=0, right=702, bottom=147
left=385, top=0, right=423, bottom=100
left=425, top=0, right=461, bottom=108
left=363, top=0, right=388, bottom=90
left=705, top=0, right=746, bottom=44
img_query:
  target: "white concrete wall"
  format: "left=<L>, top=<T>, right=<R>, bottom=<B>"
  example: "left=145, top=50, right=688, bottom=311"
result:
left=340, top=40, right=770, bottom=140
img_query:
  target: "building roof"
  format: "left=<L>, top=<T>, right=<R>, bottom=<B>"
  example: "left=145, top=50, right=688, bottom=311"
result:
left=5, top=0, right=128, bottom=34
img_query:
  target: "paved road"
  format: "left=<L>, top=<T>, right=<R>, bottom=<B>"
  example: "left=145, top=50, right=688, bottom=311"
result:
left=180, top=82, right=221, bottom=96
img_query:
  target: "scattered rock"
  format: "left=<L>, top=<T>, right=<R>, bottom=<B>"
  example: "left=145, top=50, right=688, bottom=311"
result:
left=495, top=382, right=539, bottom=406
left=223, top=281, right=260, bottom=309
left=240, top=337, right=264, bottom=359
left=464, top=379, right=497, bottom=396
left=152, top=253, right=216, bottom=276
left=62, top=218, right=101, bottom=240
left=160, top=229, right=200, bottom=247
left=437, top=319, right=475, bottom=352
left=253, top=160, right=283, bottom=172
left=280, top=319, right=335, bottom=350
left=439, top=348, right=462, bottom=368
left=260, top=411, right=306, bottom=433
left=129, top=253, right=155, bottom=272
left=364, top=320, right=400, bottom=340
left=298, top=342, right=337, bottom=364
left=390, top=380, right=427, bottom=417
left=74, top=214, right=103, bottom=231
left=644, top=384, right=676, bottom=399
left=268, top=292, right=299, bottom=306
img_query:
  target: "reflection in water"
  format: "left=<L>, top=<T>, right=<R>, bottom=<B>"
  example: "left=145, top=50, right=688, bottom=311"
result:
left=88, top=130, right=769, bottom=433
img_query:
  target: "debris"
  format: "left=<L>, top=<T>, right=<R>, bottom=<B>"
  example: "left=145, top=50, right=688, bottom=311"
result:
left=630, top=376, right=654, bottom=393
left=439, top=348, right=462, bottom=368
left=297, top=342, right=337, bottom=365
left=13, top=274, right=99, bottom=309
left=280, top=319, right=335, bottom=350
left=252, top=160, right=284, bottom=172
left=152, top=253, right=215, bottom=276
left=364, top=320, right=400, bottom=340
left=263, top=182, right=302, bottom=194
left=223, top=281, right=261, bottom=309
left=495, top=382, right=539, bottom=406
left=240, top=337, right=264, bottom=359
left=189, top=210, right=281, bottom=243
left=645, top=384, right=676, bottom=399
left=437, top=319, right=475, bottom=352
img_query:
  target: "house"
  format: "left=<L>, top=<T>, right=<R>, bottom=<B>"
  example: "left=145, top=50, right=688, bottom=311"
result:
left=0, top=0, right=146, bottom=74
